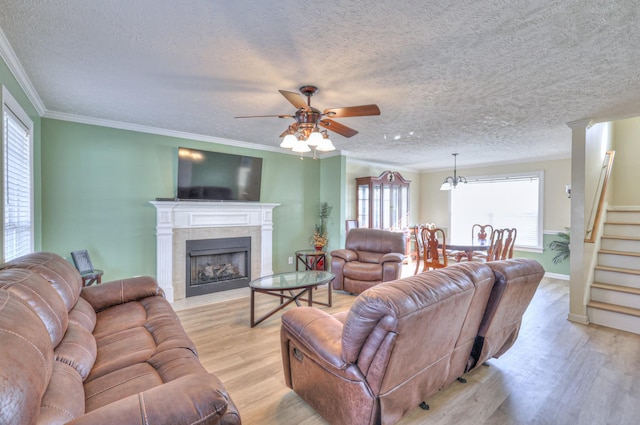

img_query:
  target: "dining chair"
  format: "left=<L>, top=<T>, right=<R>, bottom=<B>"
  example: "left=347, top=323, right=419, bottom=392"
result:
left=345, top=219, right=358, bottom=234
left=420, top=227, right=448, bottom=271
left=413, top=224, right=426, bottom=274
left=500, top=228, right=517, bottom=259
left=472, top=224, right=494, bottom=243
left=470, top=224, right=494, bottom=261
left=486, top=228, right=504, bottom=261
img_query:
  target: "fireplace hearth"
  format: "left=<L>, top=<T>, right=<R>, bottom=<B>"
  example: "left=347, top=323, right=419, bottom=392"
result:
left=186, top=237, right=251, bottom=297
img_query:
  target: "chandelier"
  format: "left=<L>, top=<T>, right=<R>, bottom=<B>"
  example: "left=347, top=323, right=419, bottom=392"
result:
left=440, top=153, right=467, bottom=190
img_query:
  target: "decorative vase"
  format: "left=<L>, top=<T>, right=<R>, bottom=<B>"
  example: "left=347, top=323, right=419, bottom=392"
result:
left=315, top=245, right=324, bottom=252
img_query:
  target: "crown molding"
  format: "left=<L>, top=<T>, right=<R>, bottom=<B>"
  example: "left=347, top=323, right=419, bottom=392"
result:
left=44, top=110, right=289, bottom=152
left=44, top=109, right=351, bottom=160
left=0, top=26, right=46, bottom=115
left=566, top=118, right=594, bottom=130
left=345, top=157, right=422, bottom=174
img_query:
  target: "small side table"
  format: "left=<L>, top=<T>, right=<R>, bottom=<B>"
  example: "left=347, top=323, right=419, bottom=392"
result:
left=81, top=269, right=104, bottom=287
left=295, top=250, right=326, bottom=271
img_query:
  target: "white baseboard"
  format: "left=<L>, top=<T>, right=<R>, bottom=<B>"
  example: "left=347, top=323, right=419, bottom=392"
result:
left=545, top=272, right=569, bottom=281
left=567, top=313, right=589, bottom=324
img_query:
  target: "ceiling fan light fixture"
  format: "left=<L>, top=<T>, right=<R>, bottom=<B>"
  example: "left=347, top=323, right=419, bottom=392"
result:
left=306, top=128, right=323, bottom=147
left=316, top=139, right=335, bottom=152
left=236, top=85, right=380, bottom=158
left=292, top=139, right=311, bottom=153
left=316, top=132, right=335, bottom=152
left=280, top=133, right=297, bottom=148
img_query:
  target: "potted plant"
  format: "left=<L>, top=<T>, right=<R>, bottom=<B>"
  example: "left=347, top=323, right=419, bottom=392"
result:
left=309, top=202, right=333, bottom=251
left=549, top=228, right=570, bottom=264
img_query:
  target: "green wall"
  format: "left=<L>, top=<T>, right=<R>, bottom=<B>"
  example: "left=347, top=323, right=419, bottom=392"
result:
left=515, top=233, right=570, bottom=276
left=41, top=118, right=334, bottom=280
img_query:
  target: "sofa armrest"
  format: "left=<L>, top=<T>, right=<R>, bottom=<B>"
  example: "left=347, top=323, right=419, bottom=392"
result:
left=281, top=307, right=347, bottom=370
left=66, top=374, right=240, bottom=425
left=80, top=276, right=163, bottom=312
left=380, top=252, right=404, bottom=263
left=330, top=249, right=358, bottom=262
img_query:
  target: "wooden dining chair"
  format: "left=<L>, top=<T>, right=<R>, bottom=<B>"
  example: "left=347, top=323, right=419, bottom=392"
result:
left=470, top=224, right=494, bottom=261
left=421, top=227, right=448, bottom=271
left=412, top=224, right=426, bottom=274
left=472, top=224, right=494, bottom=243
left=486, top=228, right=504, bottom=261
left=345, top=219, right=358, bottom=234
left=500, top=228, right=517, bottom=259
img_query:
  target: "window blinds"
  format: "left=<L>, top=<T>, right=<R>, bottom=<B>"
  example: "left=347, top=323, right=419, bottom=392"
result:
left=3, top=106, right=32, bottom=261
left=449, top=173, right=543, bottom=249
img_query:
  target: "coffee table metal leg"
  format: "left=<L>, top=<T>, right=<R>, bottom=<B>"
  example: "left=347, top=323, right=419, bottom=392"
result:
left=250, top=288, right=256, bottom=327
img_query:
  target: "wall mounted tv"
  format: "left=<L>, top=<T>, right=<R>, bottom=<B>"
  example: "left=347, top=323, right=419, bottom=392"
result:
left=177, top=147, right=263, bottom=202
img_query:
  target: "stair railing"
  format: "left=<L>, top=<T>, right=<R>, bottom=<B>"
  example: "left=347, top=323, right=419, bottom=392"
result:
left=585, top=150, right=615, bottom=243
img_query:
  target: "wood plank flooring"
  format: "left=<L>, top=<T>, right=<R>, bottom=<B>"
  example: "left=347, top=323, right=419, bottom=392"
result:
left=174, top=277, right=640, bottom=425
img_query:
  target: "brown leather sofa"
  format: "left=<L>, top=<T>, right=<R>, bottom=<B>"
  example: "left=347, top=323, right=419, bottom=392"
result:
left=281, top=258, right=544, bottom=425
left=0, top=252, right=240, bottom=425
left=330, top=228, right=406, bottom=294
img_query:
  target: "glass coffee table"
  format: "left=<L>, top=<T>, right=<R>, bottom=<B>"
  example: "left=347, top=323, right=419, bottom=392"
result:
left=249, top=271, right=334, bottom=327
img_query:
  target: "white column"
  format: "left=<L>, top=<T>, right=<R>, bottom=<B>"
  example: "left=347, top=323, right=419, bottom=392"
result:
left=153, top=203, right=176, bottom=301
left=260, top=207, right=275, bottom=276
left=566, top=118, right=592, bottom=324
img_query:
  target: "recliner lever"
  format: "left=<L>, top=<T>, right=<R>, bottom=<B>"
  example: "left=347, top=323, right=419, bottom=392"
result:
left=293, top=347, right=303, bottom=362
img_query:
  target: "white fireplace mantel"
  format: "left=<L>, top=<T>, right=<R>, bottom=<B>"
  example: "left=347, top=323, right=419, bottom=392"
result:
left=150, top=201, right=280, bottom=302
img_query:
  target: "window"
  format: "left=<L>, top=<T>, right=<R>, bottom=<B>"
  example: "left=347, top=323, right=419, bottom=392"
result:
left=2, top=86, right=34, bottom=261
left=449, top=172, right=543, bottom=250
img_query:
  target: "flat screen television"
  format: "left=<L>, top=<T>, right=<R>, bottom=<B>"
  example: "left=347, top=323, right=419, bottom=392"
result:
left=177, top=147, right=263, bottom=201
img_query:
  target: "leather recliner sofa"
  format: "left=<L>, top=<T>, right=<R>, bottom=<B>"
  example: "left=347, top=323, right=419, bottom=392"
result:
left=281, top=258, right=544, bottom=425
left=330, top=228, right=406, bottom=294
left=0, top=252, right=241, bottom=425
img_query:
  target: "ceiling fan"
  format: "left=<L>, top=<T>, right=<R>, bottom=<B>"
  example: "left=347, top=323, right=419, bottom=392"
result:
left=235, top=85, right=381, bottom=150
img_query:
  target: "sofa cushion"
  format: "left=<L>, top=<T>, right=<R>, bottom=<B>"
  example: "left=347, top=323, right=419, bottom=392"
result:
left=54, top=322, right=98, bottom=381
left=39, top=361, right=86, bottom=424
left=76, top=373, right=238, bottom=425
left=1, top=252, right=83, bottom=312
left=87, top=296, right=198, bottom=383
left=344, top=261, right=385, bottom=280
left=84, top=348, right=208, bottom=413
left=0, top=268, right=69, bottom=347
left=68, top=296, right=97, bottom=333
left=0, top=291, right=54, bottom=425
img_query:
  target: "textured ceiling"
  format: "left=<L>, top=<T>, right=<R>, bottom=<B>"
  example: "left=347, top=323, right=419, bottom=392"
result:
left=1, top=0, right=639, bottom=171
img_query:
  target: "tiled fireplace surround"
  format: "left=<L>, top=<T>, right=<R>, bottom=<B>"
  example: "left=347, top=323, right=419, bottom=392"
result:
left=150, top=201, right=279, bottom=302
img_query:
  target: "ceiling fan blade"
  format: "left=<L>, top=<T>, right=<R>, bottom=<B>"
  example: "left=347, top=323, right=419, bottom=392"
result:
left=323, top=104, right=381, bottom=118
left=279, top=123, right=299, bottom=137
left=234, top=114, right=293, bottom=119
left=279, top=90, right=311, bottom=111
left=319, top=119, right=359, bottom=138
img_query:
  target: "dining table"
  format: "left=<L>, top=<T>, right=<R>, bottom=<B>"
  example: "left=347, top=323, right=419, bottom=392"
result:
left=446, top=238, right=490, bottom=262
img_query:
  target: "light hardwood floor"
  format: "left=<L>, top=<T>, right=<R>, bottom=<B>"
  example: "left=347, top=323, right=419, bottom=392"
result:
left=174, top=275, right=640, bottom=425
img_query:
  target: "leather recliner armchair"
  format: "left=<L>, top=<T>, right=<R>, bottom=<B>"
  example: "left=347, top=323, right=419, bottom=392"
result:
left=330, top=228, right=406, bottom=294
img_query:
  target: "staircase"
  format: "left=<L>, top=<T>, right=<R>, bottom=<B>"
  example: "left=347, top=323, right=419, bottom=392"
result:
left=588, top=208, right=640, bottom=334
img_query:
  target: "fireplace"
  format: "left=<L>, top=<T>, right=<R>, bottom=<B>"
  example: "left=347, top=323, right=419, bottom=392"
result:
left=185, top=237, right=251, bottom=297
left=150, top=201, right=279, bottom=302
